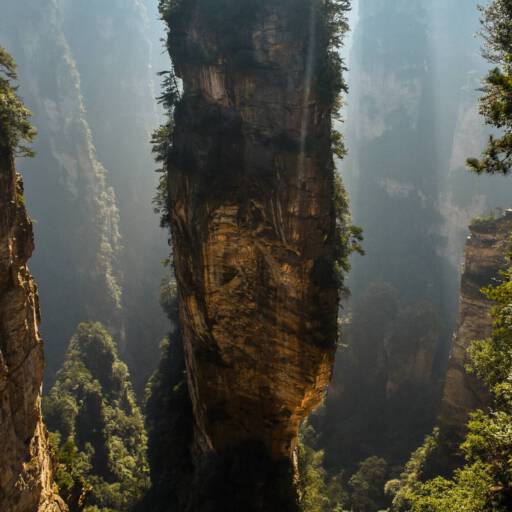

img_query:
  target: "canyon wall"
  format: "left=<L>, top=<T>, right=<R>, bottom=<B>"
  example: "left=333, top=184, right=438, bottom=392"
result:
left=434, top=212, right=512, bottom=469
left=320, top=0, right=450, bottom=471
left=60, top=0, right=169, bottom=387
left=159, top=1, right=346, bottom=508
left=0, top=147, right=64, bottom=511
left=0, top=0, right=125, bottom=381
left=318, top=0, right=512, bottom=474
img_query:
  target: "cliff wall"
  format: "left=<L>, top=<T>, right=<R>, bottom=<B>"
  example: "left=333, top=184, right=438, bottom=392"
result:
left=437, top=212, right=512, bottom=457
left=0, top=0, right=169, bottom=389
left=0, top=0, right=124, bottom=381
left=0, top=149, right=65, bottom=511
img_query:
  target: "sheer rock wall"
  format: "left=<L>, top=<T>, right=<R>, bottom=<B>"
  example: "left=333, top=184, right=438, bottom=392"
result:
left=0, top=149, right=65, bottom=512
left=165, top=1, right=340, bottom=507
left=438, top=212, right=512, bottom=447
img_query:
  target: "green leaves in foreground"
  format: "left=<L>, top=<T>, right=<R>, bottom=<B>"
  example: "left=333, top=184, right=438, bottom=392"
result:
left=0, top=46, right=35, bottom=157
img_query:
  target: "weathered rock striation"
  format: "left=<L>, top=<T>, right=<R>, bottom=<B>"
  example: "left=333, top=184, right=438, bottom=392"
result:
left=0, top=149, right=65, bottom=511
left=437, top=212, right=512, bottom=456
left=161, top=1, right=344, bottom=508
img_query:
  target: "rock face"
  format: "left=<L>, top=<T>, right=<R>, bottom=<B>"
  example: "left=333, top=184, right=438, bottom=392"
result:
left=164, top=1, right=341, bottom=508
left=438, top=212, right=512, bottom=450
left=0, top=149, right=65, bottom=511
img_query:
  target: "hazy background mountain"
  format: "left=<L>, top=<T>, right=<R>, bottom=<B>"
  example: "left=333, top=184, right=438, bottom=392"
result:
left=0, top=0, right=169, bottom=391
left=315, top=0, right=512, bottom=478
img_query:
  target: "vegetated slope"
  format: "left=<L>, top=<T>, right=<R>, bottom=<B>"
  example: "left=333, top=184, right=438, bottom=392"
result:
left=44, top=322, right=148, bottom=512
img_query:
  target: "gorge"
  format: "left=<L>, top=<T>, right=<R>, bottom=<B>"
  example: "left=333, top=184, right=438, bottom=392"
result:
left=2, top=0, right=512, bottom=511
left=0, top=53, right=65, bottom=511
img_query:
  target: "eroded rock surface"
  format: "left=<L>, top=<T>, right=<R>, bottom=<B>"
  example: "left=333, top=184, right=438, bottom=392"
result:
left=0, top=149, right=66, bottom=511
left=438, top=212, right=512, bottom=443
left=163, top=1, right=341, bottom=508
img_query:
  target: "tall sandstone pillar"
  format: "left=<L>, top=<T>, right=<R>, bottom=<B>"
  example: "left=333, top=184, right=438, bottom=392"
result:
left=165, top=1, right=341, bottom=509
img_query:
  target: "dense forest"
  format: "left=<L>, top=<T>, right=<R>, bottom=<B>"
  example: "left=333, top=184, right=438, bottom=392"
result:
left=1, top=0, right=512, bottom=511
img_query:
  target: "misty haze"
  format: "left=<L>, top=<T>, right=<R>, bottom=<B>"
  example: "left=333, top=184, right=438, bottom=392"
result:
left=1, top=1, right=511, bottom=511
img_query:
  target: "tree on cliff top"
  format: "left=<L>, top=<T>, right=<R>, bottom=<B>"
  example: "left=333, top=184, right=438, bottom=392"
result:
left=44, top=322, right=149, bottom=512
left=468, top=0, right=512, bottom=174
left=0, top=46, right=35, bottom=157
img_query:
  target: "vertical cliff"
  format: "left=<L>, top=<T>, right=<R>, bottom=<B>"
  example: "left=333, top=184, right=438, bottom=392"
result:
left=0, top=0, right=124, bottom=380
left=0, top=100, right=65, bottom=511
left=435, top=212, right=512, bottom=469
left=158, top=1, right=347, bottom=509
left=60, top=0, right=169, bottom=387
left=0, top=0, right=170, bottom=389
left=318, top=0, right=512, bottom=475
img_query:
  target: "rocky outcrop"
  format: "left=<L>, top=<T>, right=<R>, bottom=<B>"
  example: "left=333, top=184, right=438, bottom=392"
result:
left=437, top=212, right=512, bottom=450
left=162, top=1, right=343, bottom=508
left=0, top=149, right=65, bottom=511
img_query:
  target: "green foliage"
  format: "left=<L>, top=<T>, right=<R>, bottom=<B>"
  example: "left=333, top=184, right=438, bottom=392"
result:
left=348, top=456, right=389, bottom=512
left=389, top=262, right=512, bottom=511
left=151, top=38, right=181, bottom=230
left=386, top=429, right=441, bottom=512
left=467, top=0, right=512, bottom=174
left=316, top=0, right=351, bottom=106
left=0, top=46, right=36, bottom=157
left=151, top=120, right=173, bottom=229
left=298, top=423, right=348, bottom=512
left=334, top=172, right=364, bottom=294
left=44, top=323, right=149, bottom=512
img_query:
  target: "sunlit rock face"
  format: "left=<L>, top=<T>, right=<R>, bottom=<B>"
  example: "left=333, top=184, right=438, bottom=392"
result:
left=438, top=212, right=512, bottom=452
left=166, top=1, right=339, bottom=505
left=0, top=149, right=66, bottom=511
